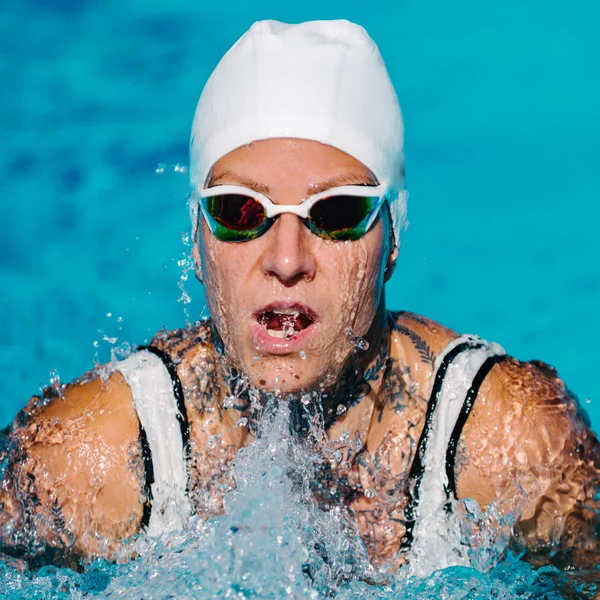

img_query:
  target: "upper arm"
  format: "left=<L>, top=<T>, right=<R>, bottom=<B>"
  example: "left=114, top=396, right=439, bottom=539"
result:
left=0, top=370, right=144, bottom=565
left=457, top=358, right=600, bottom=565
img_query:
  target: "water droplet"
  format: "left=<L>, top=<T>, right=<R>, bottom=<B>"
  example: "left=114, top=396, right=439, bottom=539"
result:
left=336, top=404, right=347, bottom=416
left=49, top=369, right=60, bottom=386
left=299, top=350, right=307, bottom=360
left=345, top=328, right=369, bottom=351
left=284, top=326, right=295, bottom=340
left=364, top=488, right=376, bottom=499
left=301, top=394, right=311, bottom=406
left=106, top=312, right=112, bottom=318
left=93, top=340, right=100, bottom=348
left=236, top=417, right=248, bottom=428
left=223, top=396, right=234, bottom=409
left=585, top=397, right=592, bottom=404
left=208, top=434, right=222, bottom=449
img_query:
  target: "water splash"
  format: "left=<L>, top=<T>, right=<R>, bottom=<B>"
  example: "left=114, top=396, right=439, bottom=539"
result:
left=154, top=162, right=194, bottom=324
left=0, top=531, right=589, bottom=598
left=177, top=230, right=195, bottom=325
left=155, top=162, right=188, bottom=175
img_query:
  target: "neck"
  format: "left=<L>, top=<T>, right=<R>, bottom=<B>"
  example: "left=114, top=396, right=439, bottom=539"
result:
left=320, top=299, right=390, bottom=428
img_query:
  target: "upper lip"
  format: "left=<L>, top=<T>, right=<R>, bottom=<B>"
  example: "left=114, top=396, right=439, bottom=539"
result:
left=253, top=302, right=319, bottom=322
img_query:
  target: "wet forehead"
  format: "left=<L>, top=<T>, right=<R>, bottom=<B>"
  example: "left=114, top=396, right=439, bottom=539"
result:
left=206, top=170, right=379, bottom=196
left=204, top=138, right=379, bottom=197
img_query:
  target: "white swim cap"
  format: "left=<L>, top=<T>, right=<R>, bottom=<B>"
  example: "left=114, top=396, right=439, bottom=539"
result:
left=190, top=19, right=407, bottom=245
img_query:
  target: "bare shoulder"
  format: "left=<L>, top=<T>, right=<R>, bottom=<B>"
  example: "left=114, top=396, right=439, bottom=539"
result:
left=149, top=320, right=219, bottom=399
left=458, top=356, right=600, bottom=559
left=389, top=311, right=459, bottom=360
left=0, top=369, right=143, bottom=563
left=461, top=357, right=598, bottom=491
left=149, top=320, right=226, bottom=423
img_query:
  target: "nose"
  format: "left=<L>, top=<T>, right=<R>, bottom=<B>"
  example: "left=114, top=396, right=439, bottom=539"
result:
left=261, top=214, right=316, bottom=286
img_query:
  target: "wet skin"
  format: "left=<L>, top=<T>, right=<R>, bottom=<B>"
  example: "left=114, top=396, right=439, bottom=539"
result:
left=1, top=141, right=599, bottom=587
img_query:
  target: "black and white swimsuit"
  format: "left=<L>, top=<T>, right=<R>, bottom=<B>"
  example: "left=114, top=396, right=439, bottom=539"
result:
left=117, top=347, right=192, bottom=538
left=401, top=334, right=506, bottom=577
left=115, top=334, right=506, bottom=576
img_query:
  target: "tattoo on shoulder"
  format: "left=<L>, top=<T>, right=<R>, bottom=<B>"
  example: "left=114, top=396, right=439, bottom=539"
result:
left=392, top=323, right=434, bottom=366
left=50, top=497, right=66, bottom=532
left=127, top=439, right=147, bottom=496
left=454, top=437, right=471, bottom=478
left=151, top=320, right=212, bottom=358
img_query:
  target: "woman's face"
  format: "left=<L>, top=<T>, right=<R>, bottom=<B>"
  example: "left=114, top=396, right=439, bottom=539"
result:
left=195, top=138, right=393, bottom=393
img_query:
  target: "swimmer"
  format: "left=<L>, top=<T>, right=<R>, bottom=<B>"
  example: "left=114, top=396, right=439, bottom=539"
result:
left=1, top=19, right=599, bottom=579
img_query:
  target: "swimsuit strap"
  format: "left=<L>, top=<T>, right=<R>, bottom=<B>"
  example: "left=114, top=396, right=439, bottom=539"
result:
left=401, top=334, right=507, bottom=577
left=117, top=348, right=191, bottom=537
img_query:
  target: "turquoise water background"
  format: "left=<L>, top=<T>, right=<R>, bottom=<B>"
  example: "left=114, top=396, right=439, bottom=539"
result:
left=1, top=0, right=599, bottom=438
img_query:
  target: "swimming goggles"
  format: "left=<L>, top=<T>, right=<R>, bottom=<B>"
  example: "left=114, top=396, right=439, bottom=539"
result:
left=197, top=184, right=388, bottom=242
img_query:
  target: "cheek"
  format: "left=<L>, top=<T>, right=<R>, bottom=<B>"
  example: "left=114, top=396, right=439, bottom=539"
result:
left=199, top=227, right=252, bottom=352
left=309, top=226, right=387, bottom=358
left=339, top=243, right=385, bottom=333
left=342, top=225, right=386, bottom=296
left=353, top=235, right=388, bottom=327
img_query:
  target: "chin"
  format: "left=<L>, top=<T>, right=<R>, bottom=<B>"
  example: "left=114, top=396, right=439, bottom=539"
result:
left=244, top=355, right=335, bottom=396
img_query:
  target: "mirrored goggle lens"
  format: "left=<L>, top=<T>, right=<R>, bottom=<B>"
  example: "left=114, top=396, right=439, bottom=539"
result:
left=203, top=194, right=266, bottom=231
left=309, top=195, right=378, bottom=233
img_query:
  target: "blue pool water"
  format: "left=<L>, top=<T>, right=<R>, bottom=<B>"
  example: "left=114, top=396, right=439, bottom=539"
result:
left=1, top=0, right=599, bottom=596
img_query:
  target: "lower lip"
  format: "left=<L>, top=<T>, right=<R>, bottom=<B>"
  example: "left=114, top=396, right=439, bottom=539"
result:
left=251, top=321, right=317, bottom=355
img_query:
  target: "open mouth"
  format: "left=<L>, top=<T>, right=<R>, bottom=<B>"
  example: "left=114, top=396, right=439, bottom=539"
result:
left=256, top=306, right=315, bottom=340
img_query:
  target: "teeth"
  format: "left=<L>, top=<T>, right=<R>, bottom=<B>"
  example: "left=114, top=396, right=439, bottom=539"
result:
left=267, top=329, right=287, bottom=338
left=273, top=308, right=300, bottom=316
